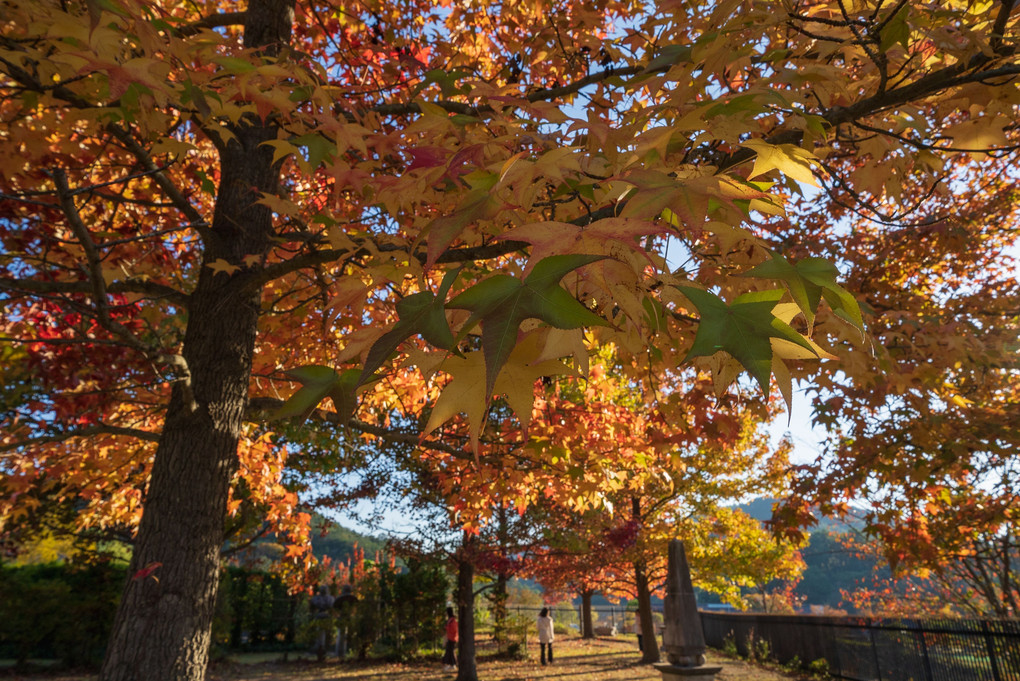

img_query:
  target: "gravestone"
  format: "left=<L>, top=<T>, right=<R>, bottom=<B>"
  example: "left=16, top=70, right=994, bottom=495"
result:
left=653, top=540, right=722, bottom=681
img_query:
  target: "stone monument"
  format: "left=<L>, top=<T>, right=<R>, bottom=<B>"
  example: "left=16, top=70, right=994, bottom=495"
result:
left=653, top=540, right=722, bottom=681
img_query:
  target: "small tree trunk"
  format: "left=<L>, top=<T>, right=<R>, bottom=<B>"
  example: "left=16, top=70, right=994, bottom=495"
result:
left=580, top=590, right=595, bottom=639
left=229, top=571, right=246, bottom=649
left=632, top=496, right=659, bottom=664
left=456, top=534, right=478, bottom=681
left=492, top=572, right=508, bottom=646
left=635, top=561, right=660, bottom=663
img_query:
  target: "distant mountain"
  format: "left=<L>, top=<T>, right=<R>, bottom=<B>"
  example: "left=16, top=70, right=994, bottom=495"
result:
left=736, top=497, right=781, bottom=522
left=732, top=498, right=871, bottom=610
left=309, top=515, right=387, bottom=563
left=797, top=529, right=879, bottom=609
left=735, top=497, right=857, bottom=532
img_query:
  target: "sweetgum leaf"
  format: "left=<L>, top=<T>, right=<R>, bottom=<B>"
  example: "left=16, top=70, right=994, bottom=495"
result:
left=449, top=254, right=608, bottom=396
left=677, top=287, right=818, bottom=393
left=272, top=365, right=339, bottom=420
left=743, top=253, right=865, bottom=337
left=273, top=366, right=364, bottom=423
left=360, top=269, right=459, bottom=384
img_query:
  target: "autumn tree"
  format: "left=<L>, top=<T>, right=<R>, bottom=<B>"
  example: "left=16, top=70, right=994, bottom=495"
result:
left=3, top=1, right=1019, bottom=680
left=764, top=59, right=1020, bottom=611
left=690, top=507, right=805, bottom=613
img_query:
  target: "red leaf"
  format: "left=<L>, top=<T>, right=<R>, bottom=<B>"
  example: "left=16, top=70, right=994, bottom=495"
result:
left=132, top=562, right=163, bottom=581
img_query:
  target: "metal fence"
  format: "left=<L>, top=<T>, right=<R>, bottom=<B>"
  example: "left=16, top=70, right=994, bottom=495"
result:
left=701, top=613, right=1020, bottom=681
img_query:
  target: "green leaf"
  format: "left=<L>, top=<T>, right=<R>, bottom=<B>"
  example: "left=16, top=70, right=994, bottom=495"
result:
left=880, top=5, right=910, bottom=52
left=743, top=253, right=865, bottom=337
left=327, top=369, right=368, bottom=424
left=641, top=43, right=694, bottom=74
left=449, top=254, right=608, bottom=396
left=677, top=287, right=818, bottom=393
left=212, top=56, right=256, bottom=74
left=360, top=269, right=459, bottom=383
left=272, top=366, right=366, bottom=423
left=414, top=69, right=473, bottom=98
left=273, top=366, right=337, bottom=420
left=293, top=133, right=335, bottom=169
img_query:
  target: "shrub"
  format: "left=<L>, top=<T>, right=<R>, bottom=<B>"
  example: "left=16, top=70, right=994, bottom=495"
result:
left=808, top=657, right=831, bottom=678
left=721, top=632, right=739, bottom=657
left=0, top=561, right=125, bottom=669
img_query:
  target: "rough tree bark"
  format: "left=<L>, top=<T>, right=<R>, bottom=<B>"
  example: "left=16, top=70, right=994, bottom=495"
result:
left=98, top=2, right=294, bottom=680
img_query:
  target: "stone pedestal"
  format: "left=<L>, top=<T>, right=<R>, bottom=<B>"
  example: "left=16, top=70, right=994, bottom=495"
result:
left=654, top=663, right=723, bottom=681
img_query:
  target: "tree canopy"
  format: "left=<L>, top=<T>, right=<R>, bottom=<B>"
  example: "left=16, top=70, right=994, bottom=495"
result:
left=1, top=0, right=1018, bottom=678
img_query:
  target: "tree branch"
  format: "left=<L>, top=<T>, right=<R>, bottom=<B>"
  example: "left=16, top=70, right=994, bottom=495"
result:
left=991, top=0, right=1017, bottom=54
left=0, top=56, right=209, bottom=237
left=0, top=424, right=161, bottom=453
left=364, top=64, right=644, bottom=121
left=176, top=11, right=248, bottom=37
left=52, top=168, right=110, bottom=326
left=0, top=276, right=188, bottom=307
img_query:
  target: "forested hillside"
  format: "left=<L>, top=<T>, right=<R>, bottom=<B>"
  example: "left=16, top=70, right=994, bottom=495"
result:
left=309, top=517, right=386, bottom=564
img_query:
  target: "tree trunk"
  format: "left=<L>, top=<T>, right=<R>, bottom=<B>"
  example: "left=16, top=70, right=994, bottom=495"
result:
left=635, top=560, right=660, bottom=663
left=98, top=3, right=293, bottom=679
left=491, top=505, right=509, bottom=647
left=632, top=496, right=659, bottom=664
left=456, top=535, right=478, bottom=681
left=229, top=571, right=246, bottom=649
left=580, top=589, right=595, bottom=639
left=492, top=572, right=508, bottom=645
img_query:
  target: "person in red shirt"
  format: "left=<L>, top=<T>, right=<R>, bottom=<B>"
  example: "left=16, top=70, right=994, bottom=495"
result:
left=443, top=606, right=458, bottom=672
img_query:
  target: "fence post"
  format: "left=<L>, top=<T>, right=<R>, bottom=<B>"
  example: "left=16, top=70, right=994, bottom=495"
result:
left=830, top=622, right=844, bottom=679
left=869, top=620, right=883, bottom=681
left=914, top=620, right=934, bottom=681
left=982, top=621, right=1003, bottom=681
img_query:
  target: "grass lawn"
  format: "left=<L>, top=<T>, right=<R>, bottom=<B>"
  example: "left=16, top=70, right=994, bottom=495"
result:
left=207, top=638, right=801, bottom=681
left=1, top=638, right=802, bottom=681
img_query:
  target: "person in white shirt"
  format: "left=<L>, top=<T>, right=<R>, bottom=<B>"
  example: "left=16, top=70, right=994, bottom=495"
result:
left=536, top=607, right=554, bottom=665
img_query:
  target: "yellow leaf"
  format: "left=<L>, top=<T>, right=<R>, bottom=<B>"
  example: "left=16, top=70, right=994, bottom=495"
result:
left=532, top=327, right=588, bottom=377
left=493, top=334, right=573, bottom=431
left=771, top=355, right=793, bottom=410
left=741, top=139, right=820, bottom=186
left=499, top=151, right=527, bottom=182
left=261, top=139, right=301, bottom=168
left=949, top=394, right=972, bottom=408
left=256, top=193, right=301, bottom=217
left=207, top=259, right=240, bottom=275
left=423, top=351, right=488, bottom=447
left=772, top=303, right=838, bottom=360
left=149, top=138, right=197, bottom=157
left=945, top=115, right=1009, bottom=158
left=326, top=225, right=357, bottom=252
